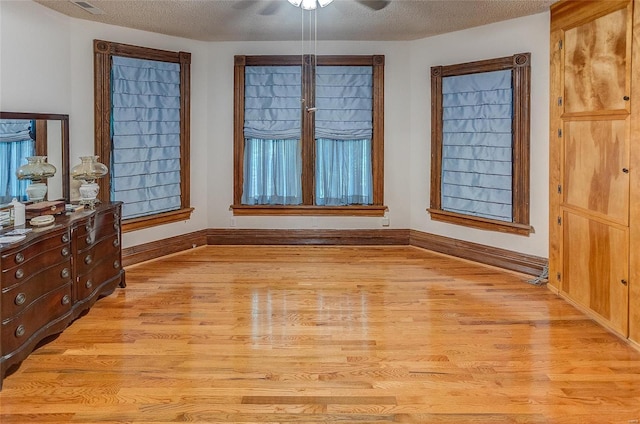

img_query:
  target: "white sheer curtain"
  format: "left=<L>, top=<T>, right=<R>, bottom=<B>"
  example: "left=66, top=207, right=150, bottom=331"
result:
left=315, top=138, right=372, bottom=206
left=242, top=138, right=301, bottom=205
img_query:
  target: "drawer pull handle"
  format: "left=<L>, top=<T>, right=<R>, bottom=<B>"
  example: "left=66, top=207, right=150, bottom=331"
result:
left=113, top=238, right=120, bottom=247
left=62, top=294, right=71, bottom=305
left=61, top=247, right=70, bottom=257
left=15, top=252, right=25, bottom=264
left=113, top=223, right=119, bottom=230
left=15, top=325, right=25, bottom=338
left=15, top=292, right=26, bottom=306
left=15, top=268, right=24, bottom=279
left=113, top=260, right=120, bottom=269
left=62, top=233, right=70, bottom=243
left=85, top=279, right=93, bottom=289
left=86, top=236, right=93, bottom=245
left=85, top=255, right=93, bottom=265
left=61, top=268, right=70, bottom=279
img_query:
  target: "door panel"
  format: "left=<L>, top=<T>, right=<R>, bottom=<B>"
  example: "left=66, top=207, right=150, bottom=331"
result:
left=564, top=7, right=628, bottom=113
left=563, top=211, right=629, bottom=335
left=563, top=119, right=629, bottom=224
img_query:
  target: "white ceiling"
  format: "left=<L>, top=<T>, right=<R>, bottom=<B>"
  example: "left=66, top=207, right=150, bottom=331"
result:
left=33, top=0, right=555, bottom=42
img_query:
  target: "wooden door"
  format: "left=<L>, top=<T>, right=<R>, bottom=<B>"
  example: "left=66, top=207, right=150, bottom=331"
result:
left=549, top=0, right=633, bottom=336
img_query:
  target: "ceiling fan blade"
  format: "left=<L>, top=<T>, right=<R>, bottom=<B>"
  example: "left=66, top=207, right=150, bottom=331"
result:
left=259, top=0, right=282, bottom=15
left=232, top=0, right=258, bottom=10
left=355, top=0, right=390, bottom=11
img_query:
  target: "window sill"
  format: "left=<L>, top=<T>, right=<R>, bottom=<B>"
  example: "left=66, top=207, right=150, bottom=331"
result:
left=231, top=205, right=388, bottom=217
left=122, top=207, right=194, bottom=233
left=428, top=209, right=533, bottom=236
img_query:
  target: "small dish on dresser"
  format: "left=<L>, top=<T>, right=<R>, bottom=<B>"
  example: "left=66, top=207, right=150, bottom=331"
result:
left=30, top=215, right=55, bottom=227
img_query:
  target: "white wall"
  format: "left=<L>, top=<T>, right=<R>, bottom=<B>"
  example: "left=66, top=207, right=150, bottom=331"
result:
left=0, top=1, right=71, bottom=113
left=409, top=12, right=550, bottom=258
left=1, top=1, right=550, bottom=258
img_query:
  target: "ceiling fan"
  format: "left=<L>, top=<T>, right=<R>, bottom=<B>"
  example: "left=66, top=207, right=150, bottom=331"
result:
left=233, top=0, right=391, bottom=16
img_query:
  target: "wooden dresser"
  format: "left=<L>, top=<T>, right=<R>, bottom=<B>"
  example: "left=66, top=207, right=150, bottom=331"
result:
left=0, top=202, right=125, bottom=388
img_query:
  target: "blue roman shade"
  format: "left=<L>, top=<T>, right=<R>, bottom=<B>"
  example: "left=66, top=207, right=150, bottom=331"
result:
left=441, top=69, right=513, bottom=221
left=110, top=56, right=182, bottom=220
left=315, top=66, right=372, bottom=140
left=244, top=66, right=301, bottom=139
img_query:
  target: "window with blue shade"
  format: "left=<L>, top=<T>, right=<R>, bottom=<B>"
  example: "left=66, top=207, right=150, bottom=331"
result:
left=429, top=53, right=532, bottom=236
left=233, top=55, right=385, bottom=215
left=94, top=40, right=192, bottom=230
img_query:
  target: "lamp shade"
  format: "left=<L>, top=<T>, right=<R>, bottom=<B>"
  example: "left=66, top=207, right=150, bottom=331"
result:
left=16, top=156, right=56, bottom=181
left=71, top=156, right=108, bottom=209
left=71, top=155, right=108, bottom=182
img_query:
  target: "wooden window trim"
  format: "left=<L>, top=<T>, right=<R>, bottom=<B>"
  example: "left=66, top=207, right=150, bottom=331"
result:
left=232, top=54, right=385, bottom=216
left=231, top=205, right=387, bottom=217
left=122, top=207, right=194, bottom=233
left=94, top=40, right=192, bottom=231
left=429, top=53, right=533, bottom=236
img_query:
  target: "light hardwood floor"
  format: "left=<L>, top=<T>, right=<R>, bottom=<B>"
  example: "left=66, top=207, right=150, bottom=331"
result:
left=1, top=245, right=639, bottom=423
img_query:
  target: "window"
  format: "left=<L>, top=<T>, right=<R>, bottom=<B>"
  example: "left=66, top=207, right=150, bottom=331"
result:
left=232, top=55, right=386, bottom=216
left=94, top=40, right=192, bottom=231
left=429, top=53, right=532, bottom=235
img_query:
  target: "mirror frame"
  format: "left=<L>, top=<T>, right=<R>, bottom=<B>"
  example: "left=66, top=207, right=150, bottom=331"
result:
left=0, top=111, right=70, bottom=202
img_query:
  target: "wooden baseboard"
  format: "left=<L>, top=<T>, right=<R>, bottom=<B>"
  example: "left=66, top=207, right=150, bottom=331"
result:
left=121, top=228, right=547, bottom=277
left=628, top=337, right=640, bottom=353
left=206, top=228, right=410, bottom=245
left=409, top=229, right=547, bottom=276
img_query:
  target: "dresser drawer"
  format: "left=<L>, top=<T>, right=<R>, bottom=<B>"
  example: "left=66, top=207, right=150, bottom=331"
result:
left=1, top=243, right=72, bottom=290
left=76, top=210, right=120, bottom=252
left=76, top=253, right=122, bottom=302
left=1, top=259, right=72, bottom=320
left=76, top=235, right=121, bottom=277
left=1, top=230, right=70, bottom=271
left=1, top=283, right=72, bottom=355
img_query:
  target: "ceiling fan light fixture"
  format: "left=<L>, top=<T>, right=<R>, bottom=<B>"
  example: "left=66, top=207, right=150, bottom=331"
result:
left=301, top=0, right=318, bottom=10
left=288, top=0, right=334, bottom=10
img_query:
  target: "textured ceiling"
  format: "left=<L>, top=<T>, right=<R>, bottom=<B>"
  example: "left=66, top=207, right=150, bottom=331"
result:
left=33, top=0, right=555, bottom=42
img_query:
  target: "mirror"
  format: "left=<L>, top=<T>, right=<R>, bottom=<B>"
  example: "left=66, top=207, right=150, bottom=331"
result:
left=0, top=112, right=69, bottom=205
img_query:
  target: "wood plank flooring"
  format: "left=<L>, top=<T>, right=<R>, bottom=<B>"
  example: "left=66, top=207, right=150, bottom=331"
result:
left=1, top=245, right=639, bottom=423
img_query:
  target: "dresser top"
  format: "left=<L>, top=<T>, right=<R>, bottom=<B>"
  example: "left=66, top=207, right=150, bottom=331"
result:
left=0, top=202, right=121, bottom=252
